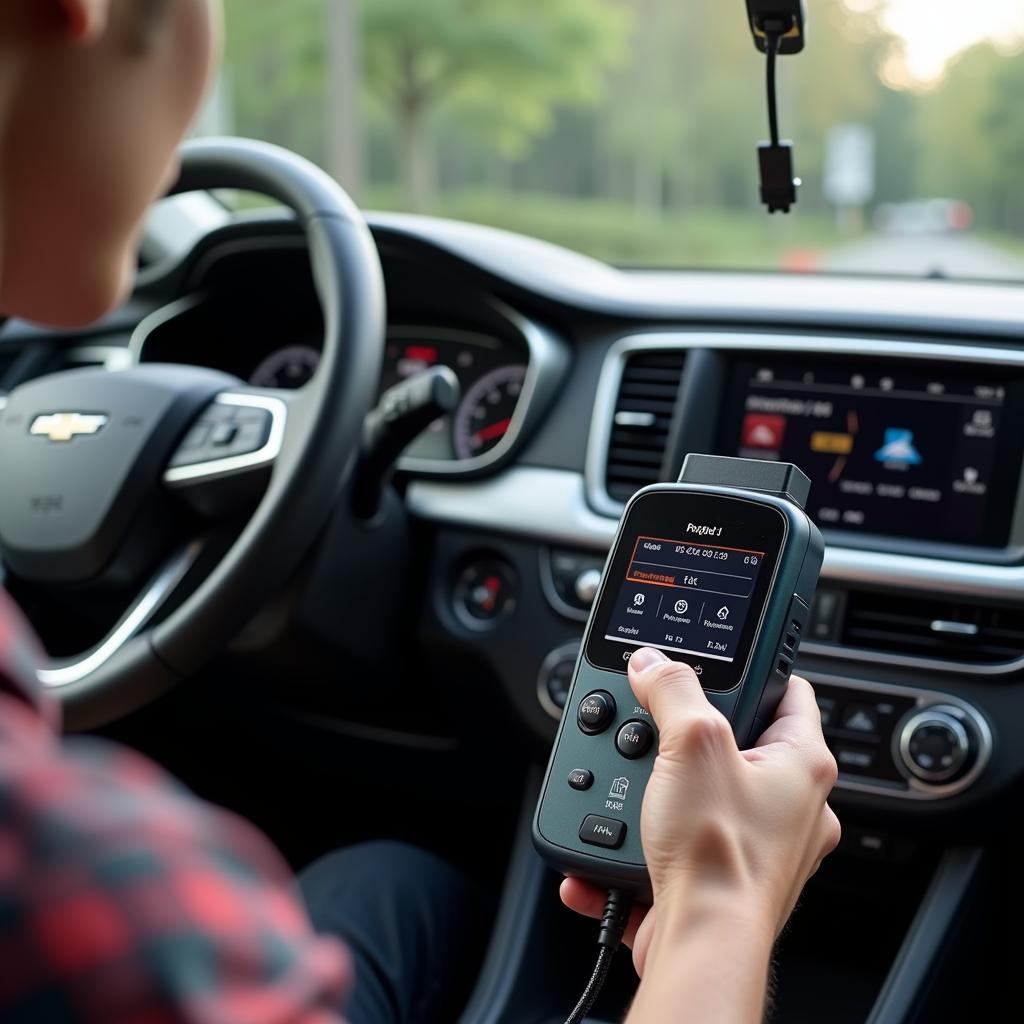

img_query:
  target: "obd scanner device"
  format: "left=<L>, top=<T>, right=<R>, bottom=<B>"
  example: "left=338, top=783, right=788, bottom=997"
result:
left=533, top=455, right=824, bottom=1023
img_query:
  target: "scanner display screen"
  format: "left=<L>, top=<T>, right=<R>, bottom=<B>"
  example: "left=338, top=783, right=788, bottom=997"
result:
left=603, top=536, right=766, bottom=663
left=586, top=490, right=788, bottom=692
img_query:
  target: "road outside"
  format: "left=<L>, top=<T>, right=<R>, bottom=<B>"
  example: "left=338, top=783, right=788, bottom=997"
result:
left=824, top=234, right=1024, bottom=280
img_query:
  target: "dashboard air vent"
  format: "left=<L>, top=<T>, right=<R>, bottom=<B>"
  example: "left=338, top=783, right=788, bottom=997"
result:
left=605, top=350, right=686, bottom=502
left=840, top=590, right=1024, bottom=665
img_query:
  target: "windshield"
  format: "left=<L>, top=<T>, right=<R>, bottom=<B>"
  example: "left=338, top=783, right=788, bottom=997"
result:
left=214, top=1, right=1024, bottom=282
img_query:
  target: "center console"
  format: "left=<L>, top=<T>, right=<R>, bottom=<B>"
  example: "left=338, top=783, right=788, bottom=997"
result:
left=566, top=332, right=1024, bottom=805
left=407, top=328, right=1024, bottom=1023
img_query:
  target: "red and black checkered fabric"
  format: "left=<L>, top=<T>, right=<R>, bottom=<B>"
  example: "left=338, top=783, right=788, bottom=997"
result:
left=0, top=589, right=352, bottom=1022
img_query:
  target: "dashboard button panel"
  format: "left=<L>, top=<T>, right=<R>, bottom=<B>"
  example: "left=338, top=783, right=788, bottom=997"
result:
left=898, top=707, right=973, bottom=784
left=809, top=676, right=992, bottom=799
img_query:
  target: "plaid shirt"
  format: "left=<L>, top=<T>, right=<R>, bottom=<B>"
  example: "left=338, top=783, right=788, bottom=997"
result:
left=0, top=589, right=351, bottom=1023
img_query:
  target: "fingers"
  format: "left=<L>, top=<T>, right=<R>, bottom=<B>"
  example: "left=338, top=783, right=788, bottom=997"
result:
left=628, top=648, right=736, bottom=760
left=744, top=677, right=837, bottom=793
left=753, top=675, right=828, bottom=750
left=559, top=877, right=648, bottom=950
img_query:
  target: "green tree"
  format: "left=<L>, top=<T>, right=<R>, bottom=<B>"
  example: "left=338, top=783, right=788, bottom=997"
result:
left=361, top=0, right=627, bottom=210
left=987, top=55, right=1024, bottom=233
left=223, top=0, right=328, bottom=166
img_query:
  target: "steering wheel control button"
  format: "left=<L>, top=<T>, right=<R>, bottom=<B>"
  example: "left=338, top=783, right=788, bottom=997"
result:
left=568, top=769, right=595, bottom=792
left=210, top=422, right=238, bottom=447
left=579, top=815, right=626, bottom=850
left=181, top=423, right=212, bottom=449
left=616, top=720, right=655, bottom=759
left=899, top=708, right=972, bottom=784
left=577, top=691, right=616, bottom=735
left=169, top=405, right=273, bottom=469
left=452, top=556, right=518, bottom=628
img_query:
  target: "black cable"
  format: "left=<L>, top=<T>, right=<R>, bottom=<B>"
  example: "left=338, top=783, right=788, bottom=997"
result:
left=765, top=30, right=781, bottom=147
left=564, top=888, right=635, bottom=1024
left=565, top=945, right=616, bottom=1024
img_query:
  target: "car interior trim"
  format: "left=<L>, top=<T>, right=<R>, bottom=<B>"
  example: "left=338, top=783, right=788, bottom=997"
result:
left=128, top=292, right=209, bottom=365
left=804, top=672, right=993, bottom=800
left=65, top=345, right=136, bottom=372
left=365, top=213, right=1024, bottom=335
left=38, top=542, right=202, bottom=688
left=162, top=392, right=288, bottom=486
left=865, top=847, right=986, bottom=1024
left=408, top=466, right=1024, bottom=605
left=800, top=637, right=1024, bottom=677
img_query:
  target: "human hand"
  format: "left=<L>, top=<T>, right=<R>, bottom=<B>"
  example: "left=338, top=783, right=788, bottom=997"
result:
left=561, top=648, right=839, bottom=976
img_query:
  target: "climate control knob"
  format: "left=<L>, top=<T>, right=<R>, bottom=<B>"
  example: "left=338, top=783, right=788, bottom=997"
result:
left=897, top=707, right=972, bottom=784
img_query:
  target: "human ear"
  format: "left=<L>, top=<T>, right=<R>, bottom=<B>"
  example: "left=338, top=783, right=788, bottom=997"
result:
left=53, top=0, right=111, bottom=44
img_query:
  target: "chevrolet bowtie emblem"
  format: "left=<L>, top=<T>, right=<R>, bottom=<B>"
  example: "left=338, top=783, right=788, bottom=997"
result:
left=30, top=412, right=109, bottom=443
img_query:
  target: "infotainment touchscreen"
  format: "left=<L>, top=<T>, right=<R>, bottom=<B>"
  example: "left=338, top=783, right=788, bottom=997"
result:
left=717, top=358, right=1024, bottom=547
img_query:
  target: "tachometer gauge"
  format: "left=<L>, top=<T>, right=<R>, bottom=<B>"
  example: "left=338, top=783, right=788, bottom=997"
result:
left=453, top=365, right=527, bottom=460
left=249, top=345, right=320, bottom=389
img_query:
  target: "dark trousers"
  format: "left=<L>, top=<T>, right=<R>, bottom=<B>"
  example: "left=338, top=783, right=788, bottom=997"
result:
left=299, top=841, right=490, bottom=1024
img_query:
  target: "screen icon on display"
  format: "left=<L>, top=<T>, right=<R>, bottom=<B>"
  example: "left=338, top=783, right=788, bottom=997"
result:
left=741, top=413, right=787, bottom=451
left=874, top=428, right=923, bottom=467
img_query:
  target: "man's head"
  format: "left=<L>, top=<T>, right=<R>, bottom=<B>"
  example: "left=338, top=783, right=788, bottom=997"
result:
left=0, top=0, right=220, bottom=328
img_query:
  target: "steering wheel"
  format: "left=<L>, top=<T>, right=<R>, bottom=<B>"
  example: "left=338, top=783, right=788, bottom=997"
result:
left=0, top=138, right=385, bottom=729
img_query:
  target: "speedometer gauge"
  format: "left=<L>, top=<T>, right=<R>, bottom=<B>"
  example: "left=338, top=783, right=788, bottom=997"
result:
left=453, top=365, right=527, bottom=460
left=250, top=345, right=320, bottom=389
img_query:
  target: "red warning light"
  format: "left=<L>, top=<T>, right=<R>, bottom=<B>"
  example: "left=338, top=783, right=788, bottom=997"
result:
left=404, top=345, right=438, bottom=363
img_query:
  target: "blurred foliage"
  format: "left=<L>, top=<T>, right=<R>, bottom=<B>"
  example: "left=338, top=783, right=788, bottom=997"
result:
left=361, top=0, right=627, bottom=207
left=220, top=0, right=1024, bottom=267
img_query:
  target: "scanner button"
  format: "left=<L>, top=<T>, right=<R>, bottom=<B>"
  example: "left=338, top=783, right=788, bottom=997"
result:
left=568, top=769, right=594, bottom=791
left=616, top=720, right=655, bottom=760
left=578, top=692, right=616, bottom=735
left=579, top=815, right=626, bottom=850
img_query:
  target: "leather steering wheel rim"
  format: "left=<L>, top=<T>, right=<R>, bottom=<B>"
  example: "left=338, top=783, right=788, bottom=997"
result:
left=24, top=138, right=385, bottom=729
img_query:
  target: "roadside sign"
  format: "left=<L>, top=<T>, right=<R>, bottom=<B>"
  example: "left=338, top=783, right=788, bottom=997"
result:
left=824, top=124, right=875, bottom=207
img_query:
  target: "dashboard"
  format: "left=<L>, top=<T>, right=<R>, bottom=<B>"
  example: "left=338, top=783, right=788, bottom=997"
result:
left=246, top=330, right=528, bottom=462
left=129, top=239, right=559, bottom=472
left=6, top=205, right=1024, bottom=835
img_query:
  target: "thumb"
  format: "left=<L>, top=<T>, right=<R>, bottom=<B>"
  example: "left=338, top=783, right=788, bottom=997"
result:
left=628, top=648, right=712, bottom=726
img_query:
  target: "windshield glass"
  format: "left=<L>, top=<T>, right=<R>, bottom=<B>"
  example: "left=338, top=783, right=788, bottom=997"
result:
left=214, top=1, right=1024, bottom=281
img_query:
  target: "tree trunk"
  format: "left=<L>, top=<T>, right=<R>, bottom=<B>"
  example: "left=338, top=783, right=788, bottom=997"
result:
left=396, top=45, right=436, bottom=212
left=326, top=0, right=364, bottom=201
left=632, top=155, right=662, bottom=215
left=399, top=91, right=436, bottom=212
